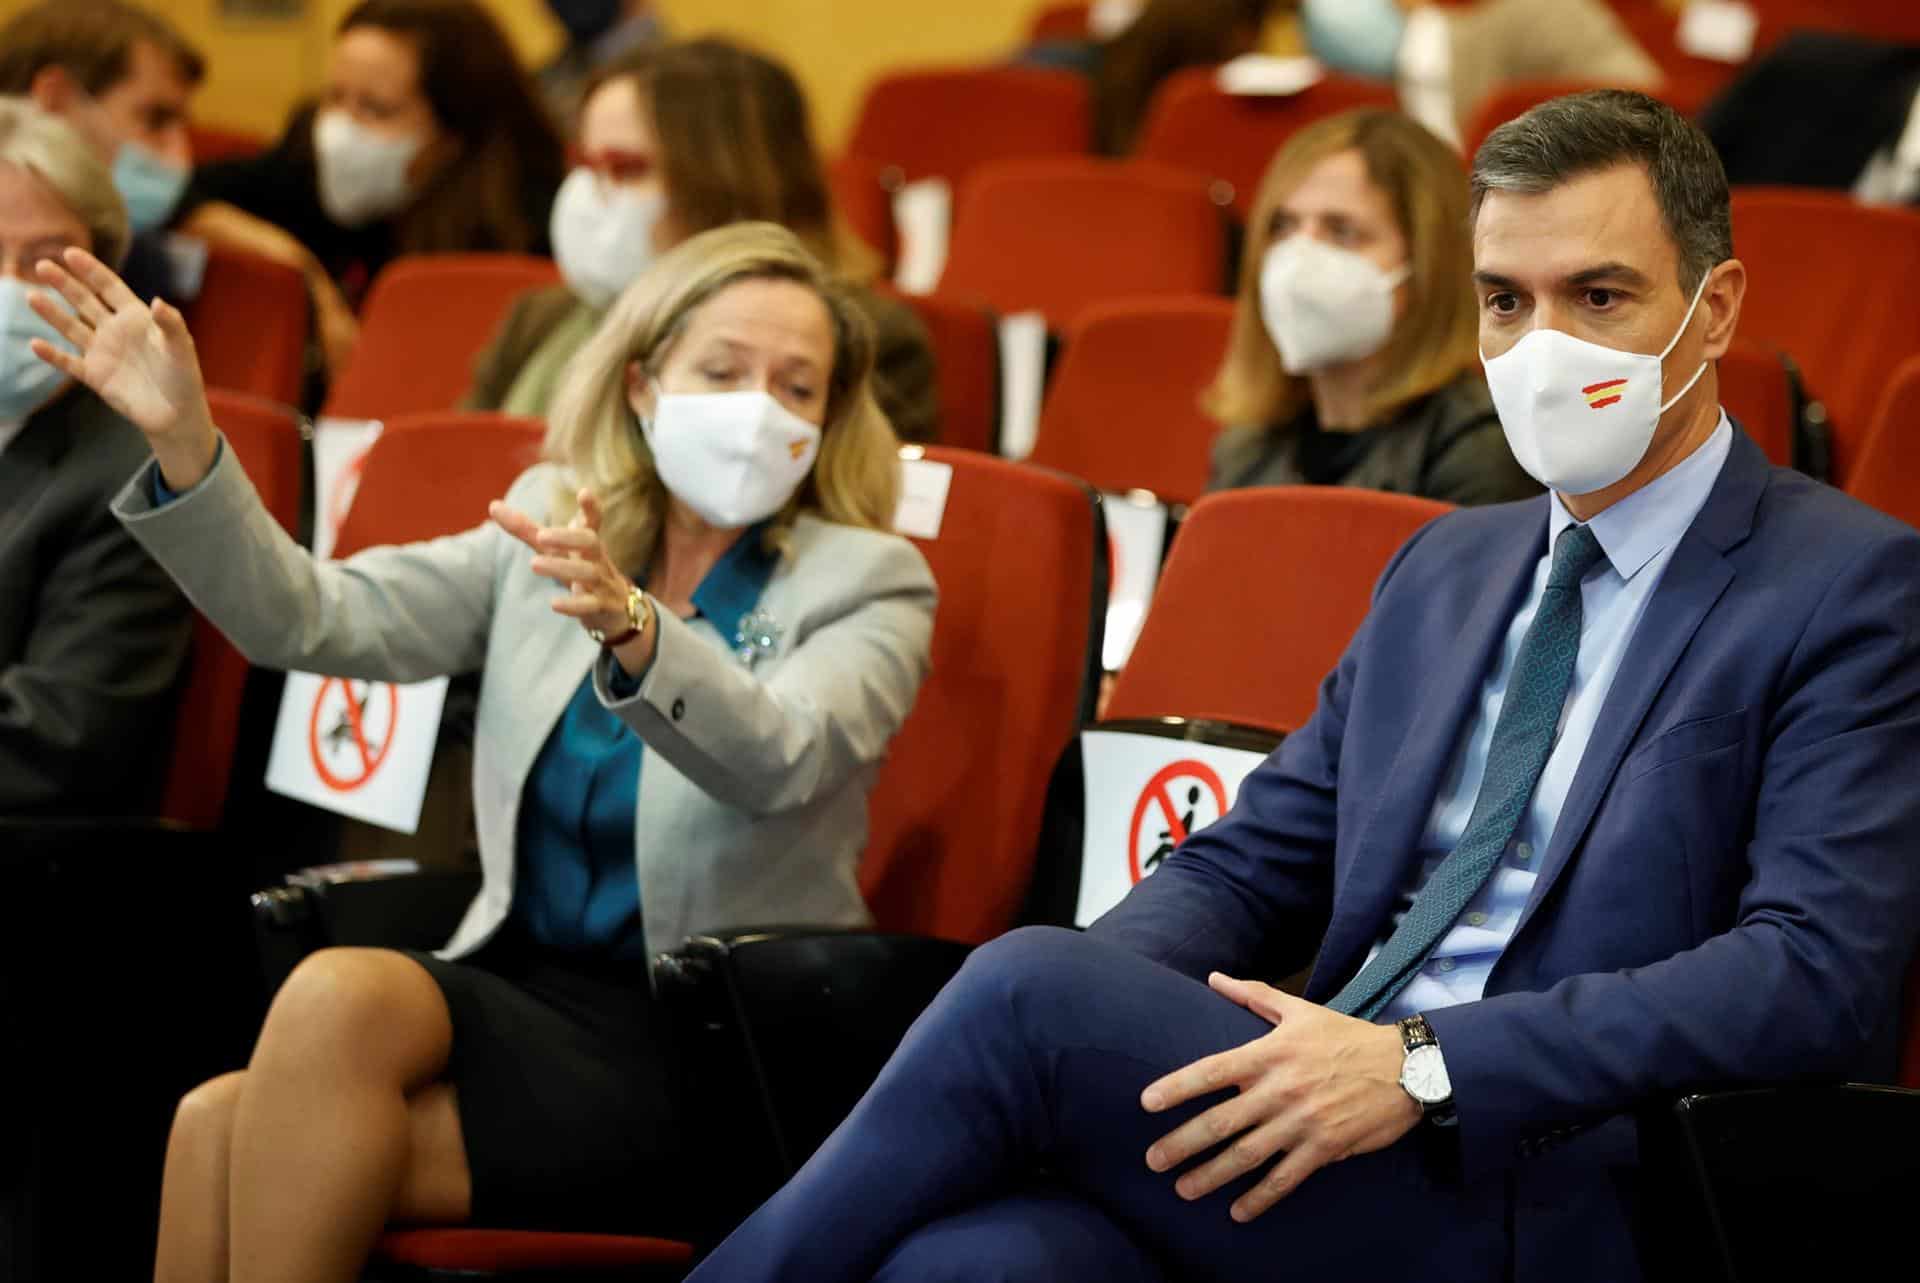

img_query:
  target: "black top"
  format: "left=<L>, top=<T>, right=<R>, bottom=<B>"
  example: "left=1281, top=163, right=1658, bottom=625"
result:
left=179, top=104, right=557, bottom=308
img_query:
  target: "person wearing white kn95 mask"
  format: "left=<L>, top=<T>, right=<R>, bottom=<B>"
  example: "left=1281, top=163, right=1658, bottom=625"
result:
left=51, top=220, right=932, bottom=1278
left=1207, top=107, right=1536, bottom=505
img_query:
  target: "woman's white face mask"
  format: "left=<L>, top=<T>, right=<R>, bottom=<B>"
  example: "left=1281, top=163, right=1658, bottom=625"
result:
left=637, top=383, right=821, bottom=530
left=550, top=167, right=664, bottom=311
left=1258, top=235, right=1409, bottom=374
left=313, top=109, right=424, bottom=227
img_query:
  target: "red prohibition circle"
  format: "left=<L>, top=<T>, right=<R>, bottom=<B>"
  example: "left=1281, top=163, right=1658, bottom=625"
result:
left=307, top=677, right=399, bottom=792
left=1127, top=759, right=1228, bottom=883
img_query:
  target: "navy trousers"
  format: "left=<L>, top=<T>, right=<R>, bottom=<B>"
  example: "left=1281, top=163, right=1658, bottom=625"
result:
left=685, top=927, right=1510, bottom=1282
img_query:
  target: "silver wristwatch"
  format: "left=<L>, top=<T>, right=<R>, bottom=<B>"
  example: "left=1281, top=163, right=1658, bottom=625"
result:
left=1396, top=1014, right=1456, bottom=1126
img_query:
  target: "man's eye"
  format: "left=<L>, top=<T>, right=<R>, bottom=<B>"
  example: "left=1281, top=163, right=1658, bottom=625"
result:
left=1487, top=293, right=1519, bottom=315
left=1585, top=289, right=1617, bottom=308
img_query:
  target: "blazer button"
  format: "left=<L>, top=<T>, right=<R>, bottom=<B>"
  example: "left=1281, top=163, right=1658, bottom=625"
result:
left=671, top=698, right=686, bottom=722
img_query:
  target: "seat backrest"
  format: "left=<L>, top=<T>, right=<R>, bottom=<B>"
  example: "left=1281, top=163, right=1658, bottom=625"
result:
left=863, top=447, right=1104, bottom=942
left=158, top=390, right=306, bottom=827
left=188, top=123, right=268, bottom=165
left=1843, top=352, right=1920, bottom=529
left=881, top=287, right=999, bottom=454
left=827, top=153, right=897, bottom=270
left=1717, top=337, right=1797, bottom=469
left=1031, top=295, right=1235, bottom=505
left=322, top=254, right=562, bottom=420
left=188, top=246, right=309, bottom=408
left=333, top=413, right=546, bottom=557
left=1028, top=3, right=1091, bottom=41
left=1730, top=188, right=1920, bottom=486
left=844, top=65, right=1091, bottom=191
left=941, top=157, right=1226, bottom=331
left=1132, top=67, right=1399, bottom=215
left=1107, top=486, right=1452, bottom=735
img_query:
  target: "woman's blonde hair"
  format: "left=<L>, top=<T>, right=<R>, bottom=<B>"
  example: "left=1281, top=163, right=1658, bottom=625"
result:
left=1205, top=109, right=1480, bottom=432
left=0, top=96, right=127, bottom=267
left=544, top=220, right=901, bottom=575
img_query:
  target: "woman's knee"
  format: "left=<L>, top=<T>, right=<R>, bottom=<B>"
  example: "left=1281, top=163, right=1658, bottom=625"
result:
left=171, top=1070, right=246, bottom=1153
left=254, top=948, right=451, bottom=1080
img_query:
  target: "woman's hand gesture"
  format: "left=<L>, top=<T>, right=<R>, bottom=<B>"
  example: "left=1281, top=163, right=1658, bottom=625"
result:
left=29, top=247, right=218, bottom=491
left=491, top=488, right=658, bottom=676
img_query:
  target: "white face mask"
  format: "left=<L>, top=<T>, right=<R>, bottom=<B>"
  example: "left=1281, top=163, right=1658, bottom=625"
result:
left=640, top=388, right=822, bottom=529
left=313, top=109, right=422, bottom=228
left=550, top=167, right=664, bottom=311
left=0, top=278, right=76, bottom=421
left=1483, top=274, right=1711, bottom=496
left=1258, top=236, right=1409, bottom=375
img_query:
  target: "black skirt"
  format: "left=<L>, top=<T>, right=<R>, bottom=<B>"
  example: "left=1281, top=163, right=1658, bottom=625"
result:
left=404, top=926, right=691, bottom=1234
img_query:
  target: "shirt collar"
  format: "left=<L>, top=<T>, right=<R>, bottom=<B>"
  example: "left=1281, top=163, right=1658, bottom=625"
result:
left=1547, top=409, right=1734, bottom=583
left=684, top=520, right=780, bottom=640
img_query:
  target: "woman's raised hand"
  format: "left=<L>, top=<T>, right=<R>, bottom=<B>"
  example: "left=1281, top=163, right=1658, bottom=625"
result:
left=29, top=247, right=218, bottom=491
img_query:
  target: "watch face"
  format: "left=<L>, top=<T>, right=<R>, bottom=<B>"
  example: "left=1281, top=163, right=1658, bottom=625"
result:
left=1401, top=1044, right=1452, bottom=1105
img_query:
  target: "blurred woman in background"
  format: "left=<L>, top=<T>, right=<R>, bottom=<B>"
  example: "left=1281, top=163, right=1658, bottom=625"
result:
left=467, top=37, right=938, bottom=443
left=177, top=0, right=566, bottom=373
left=1206, top=108, right=1535, bottom=504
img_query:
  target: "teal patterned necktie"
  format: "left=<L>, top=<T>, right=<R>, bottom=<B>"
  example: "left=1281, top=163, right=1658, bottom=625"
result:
left=1327, top=523, right=1607, bottom=1021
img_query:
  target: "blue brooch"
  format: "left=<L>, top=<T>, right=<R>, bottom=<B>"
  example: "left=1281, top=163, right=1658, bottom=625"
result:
left=733, top=609, right=783, bottom=669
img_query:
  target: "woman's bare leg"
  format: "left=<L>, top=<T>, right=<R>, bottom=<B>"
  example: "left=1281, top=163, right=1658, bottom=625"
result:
left=220, top=947, right=469, bottom=1283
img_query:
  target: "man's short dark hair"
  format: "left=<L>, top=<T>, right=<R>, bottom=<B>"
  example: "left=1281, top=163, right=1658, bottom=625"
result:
left=1470, top=89, right=1734, bottom=292
left=0, top=0, right=206, bottom=99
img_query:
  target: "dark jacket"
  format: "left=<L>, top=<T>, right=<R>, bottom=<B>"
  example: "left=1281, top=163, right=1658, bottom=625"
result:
left=1205, top=372, right=1539, bottom=505
left=0, top=387, right=191, bottom=815
left=1702, top=29, right=1920, bottom=191
left=462, top=282, right=943, bottom=445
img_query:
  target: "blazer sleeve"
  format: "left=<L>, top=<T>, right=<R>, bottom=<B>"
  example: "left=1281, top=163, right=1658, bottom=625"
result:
left=1087, top=521, right=1440, bottom=980
left=1426, top=530, right=1920, bottom=1182
left=591, top=534, right=936, bottom=816
left=113, top=439, right=506, bottom=682
left=0, top=476, right=191, bottom=812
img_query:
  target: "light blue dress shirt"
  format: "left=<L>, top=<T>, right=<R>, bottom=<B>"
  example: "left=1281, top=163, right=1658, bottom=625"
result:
left=1368, top=413, right=1734, bottom=1024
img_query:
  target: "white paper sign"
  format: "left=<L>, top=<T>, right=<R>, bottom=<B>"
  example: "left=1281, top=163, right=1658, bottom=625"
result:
left=311, top=416, right=384, bottom=560
left=1677, top=1, right=1758, bottom=64
left=996, top=310, right=1049, bottom=460
left=1088, top=0, right=1145, bottom=39
left=158, top=232, right=211, bottom=301
left=892, top=176, right=953, bottom=297
left=1102, top=492, right=1169, bottom=672
left=893, top=455, right=954, bottom=540
left=264, top=671, right=449, bottom=834
left=1074, top=729, right=1268, bottom=926
left=1216, top=54, right=1325, bottom=98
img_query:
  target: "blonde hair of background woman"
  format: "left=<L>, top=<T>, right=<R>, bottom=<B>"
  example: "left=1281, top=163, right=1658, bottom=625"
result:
left=0, top=97, right=128, bottom=268
left=544, top=220, right=901, bottom=576
left=1205, top=108, right=1481, bottom=433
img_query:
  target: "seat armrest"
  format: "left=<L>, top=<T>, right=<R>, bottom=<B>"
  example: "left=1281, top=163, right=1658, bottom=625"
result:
left=652, top=928, right=971, bottom=1233
left=251, top=868, right=482, bottom=994
left=1637, top=1084, right=1920, bottom=1283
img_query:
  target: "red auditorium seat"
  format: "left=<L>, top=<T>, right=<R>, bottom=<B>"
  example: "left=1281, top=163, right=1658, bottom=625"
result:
left=842, top=65, right=1091, bottom=193
left=878, top=286, right=1000, bottom=454
left=331, top=413, right=545, bottom=557
left=1843, top=352, right=1920, bottom=530
left=1717, top=337, right=1798, bottom=470
left=188, top=245, right=309, bottom=408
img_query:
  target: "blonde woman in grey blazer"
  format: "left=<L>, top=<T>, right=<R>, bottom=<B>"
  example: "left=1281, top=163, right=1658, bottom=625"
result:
left=27, top=222, right=934, bottom=1279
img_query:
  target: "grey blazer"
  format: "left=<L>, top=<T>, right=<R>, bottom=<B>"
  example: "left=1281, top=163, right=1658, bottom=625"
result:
left=113, top=445, right=937, bottom=960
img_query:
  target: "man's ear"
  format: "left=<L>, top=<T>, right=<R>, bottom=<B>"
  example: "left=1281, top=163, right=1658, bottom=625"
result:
left=27, top=65, right=78, bottom=115
left=1700, top=257, right=1747, bottom=363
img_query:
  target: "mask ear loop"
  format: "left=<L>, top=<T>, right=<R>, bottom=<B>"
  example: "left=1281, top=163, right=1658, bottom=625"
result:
left=1656, top=269, right=1714, bottom=414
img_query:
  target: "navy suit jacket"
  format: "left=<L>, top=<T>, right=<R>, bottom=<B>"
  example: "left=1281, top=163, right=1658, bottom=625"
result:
left=1091, top=430, right=1920, bottom=1276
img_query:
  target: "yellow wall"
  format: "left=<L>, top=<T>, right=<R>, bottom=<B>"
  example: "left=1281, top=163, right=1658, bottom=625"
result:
left=0, top=1, right=1282, bottom=150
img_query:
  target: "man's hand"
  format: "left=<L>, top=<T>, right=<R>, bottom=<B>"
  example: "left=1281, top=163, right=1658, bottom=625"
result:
left=1141, top=974, right=1421, bottom=1223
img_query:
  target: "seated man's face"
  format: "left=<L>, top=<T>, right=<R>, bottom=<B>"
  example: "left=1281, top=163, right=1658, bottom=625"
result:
left=1472, top=162, right=1693, bottom=366
left=88, top=38, right=195, bottom=170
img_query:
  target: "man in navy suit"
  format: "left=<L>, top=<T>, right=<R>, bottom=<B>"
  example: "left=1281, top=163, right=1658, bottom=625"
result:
left=682, top=91, right=1920, bottom=1283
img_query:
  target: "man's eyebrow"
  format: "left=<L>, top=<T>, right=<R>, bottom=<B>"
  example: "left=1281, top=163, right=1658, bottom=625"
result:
left=1566, top=262, right=1653, bottom=288
left=1471, top=270, right=1521, bottom=291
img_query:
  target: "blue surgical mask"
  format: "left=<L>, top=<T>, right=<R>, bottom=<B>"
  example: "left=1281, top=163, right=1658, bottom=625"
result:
left=113, top=141, right=190, bottom=233
left=0, top=278, right=75, bottom=420
left=1300, top=0, right=1408, bottom=81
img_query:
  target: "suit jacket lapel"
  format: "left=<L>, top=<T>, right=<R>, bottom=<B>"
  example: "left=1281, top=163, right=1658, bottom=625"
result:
left=0, top=401, right=70, bottom=561
left=1310, top=505, right=1548, bottom=998
left=1511, top=431, right=1771, bottom=943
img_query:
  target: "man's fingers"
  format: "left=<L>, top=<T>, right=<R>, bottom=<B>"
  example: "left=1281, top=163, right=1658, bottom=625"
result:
left=1142, top=1044, right=1256, bottom=1113
left=61, top=245, right=141, bottom=313
left=153, top=298, right=199, bottom=354
left=34, top=258, right=111, bottom=328
left=1229, top=1142, right=1330, bottom=1223
left=1146, top=1087, right=1269, bottom=1173
left=1209, top=973, right=1294, bottom=1025
left=1172, top=1116, right=1296, bottom=1203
